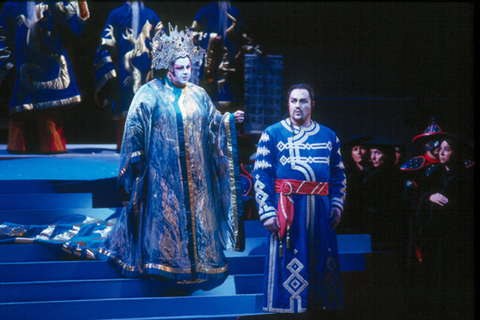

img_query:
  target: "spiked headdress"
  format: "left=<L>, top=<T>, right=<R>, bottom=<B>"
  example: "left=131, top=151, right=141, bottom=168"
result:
left=151, top=23, right=205, bottom=70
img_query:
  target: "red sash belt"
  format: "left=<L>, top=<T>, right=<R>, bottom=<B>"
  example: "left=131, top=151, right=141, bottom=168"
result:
left=274, top=179, right=329, bottom=239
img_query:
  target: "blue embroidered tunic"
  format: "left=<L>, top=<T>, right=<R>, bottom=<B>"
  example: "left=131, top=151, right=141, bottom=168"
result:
left=97, top=77, right=244, bottom=281
left=94, top=2, right=162, bottom=118
left=254, top=119, right=346, bottom=312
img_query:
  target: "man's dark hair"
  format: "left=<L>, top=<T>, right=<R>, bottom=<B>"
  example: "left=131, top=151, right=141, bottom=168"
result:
left=287, top=83, right=315, bottom=103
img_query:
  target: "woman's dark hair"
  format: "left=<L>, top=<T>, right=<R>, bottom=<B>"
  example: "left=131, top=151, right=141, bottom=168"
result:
left=441, top=137, right=466, bottom=170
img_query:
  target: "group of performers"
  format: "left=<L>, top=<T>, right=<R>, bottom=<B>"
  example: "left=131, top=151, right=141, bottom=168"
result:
left=339, top=120, right=474, bottom=320
left=0, top=1, right=260, bottom=153
left=0, top=2, right=474, bottom=320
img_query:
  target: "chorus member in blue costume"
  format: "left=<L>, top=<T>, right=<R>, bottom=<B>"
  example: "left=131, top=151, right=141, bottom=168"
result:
left=94, top=1, right=163, bottom=151
left=190, top=1, right=262, bottom=112
left=253, top=84, right=346, bottom=318
left=97, top=24, right=245, bottom=282
left=0, top=1, right=89, bottom=153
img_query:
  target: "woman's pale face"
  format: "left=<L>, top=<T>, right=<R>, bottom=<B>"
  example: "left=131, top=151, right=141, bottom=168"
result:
left=439, top=141, right=453, bottom=164
left=169, top=57, right=191, bottom=87
left=351, top=145, right=363, bottom=163
left=370, top=148, right=385, bottom=167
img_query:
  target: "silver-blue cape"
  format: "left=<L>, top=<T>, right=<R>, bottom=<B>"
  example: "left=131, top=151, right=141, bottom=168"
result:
left=97, top=77, right=244, bottom=281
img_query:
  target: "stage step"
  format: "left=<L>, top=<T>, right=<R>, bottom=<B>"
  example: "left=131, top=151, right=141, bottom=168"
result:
left=0, top=207, right=121, bottom=225
left=0, top=193, right=93, bottom=210
left=0, top=256, right=266, bottom=282
left=0, top=274, right=265, bottom=303
left=0, top=179, right=55, bottom=194
left=0, top=294, right=264, bottom=320
left=0, top=235, right=369, bottom=271
left=0, top=186, right=371, bottom=320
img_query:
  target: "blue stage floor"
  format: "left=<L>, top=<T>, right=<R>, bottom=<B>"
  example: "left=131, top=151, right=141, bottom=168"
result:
left=0, top=144, right=120, bottom=181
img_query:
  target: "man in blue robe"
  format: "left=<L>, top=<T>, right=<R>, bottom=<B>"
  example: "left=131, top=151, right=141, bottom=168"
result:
left=254, top=84, right=346, bottom=317
left=94, top=1, right=163, bottom=151
left=0, top=1, right=89, bottom=153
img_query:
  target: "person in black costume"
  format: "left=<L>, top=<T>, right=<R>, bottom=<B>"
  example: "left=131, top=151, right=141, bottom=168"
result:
left=409, top=134, right=474, bottom=320
left=337, top=134, right=371, bottom=234
left=360, top=136, right=406, bottom=252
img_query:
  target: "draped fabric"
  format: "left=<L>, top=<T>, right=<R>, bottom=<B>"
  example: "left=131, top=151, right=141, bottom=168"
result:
left=93, top=2, right=163, bottom=118
left=0, top=214, right=118, bottom=260
left=254, top=119, right=346, bottom=313
left=97, top=77, right=244, bottom=281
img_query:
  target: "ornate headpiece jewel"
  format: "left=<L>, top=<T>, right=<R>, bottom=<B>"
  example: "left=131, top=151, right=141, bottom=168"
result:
left=151, top=23, right=205, bottom=70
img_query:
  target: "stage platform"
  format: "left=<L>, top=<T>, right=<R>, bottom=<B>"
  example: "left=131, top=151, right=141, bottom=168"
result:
left=0, top=144, right=122, bottom=208
left=0, top=144, right=406, bottom=319
left=0, top=144, right=119, bottom=180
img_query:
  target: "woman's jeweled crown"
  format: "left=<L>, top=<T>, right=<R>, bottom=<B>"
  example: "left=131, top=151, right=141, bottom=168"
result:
left=151, top=23, right=205, bottom=70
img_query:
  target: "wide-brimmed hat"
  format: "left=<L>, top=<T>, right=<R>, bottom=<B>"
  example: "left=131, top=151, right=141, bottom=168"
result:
left=342, top=134, right=373, bottom=149
left=364, top=136, right=402, bottom=147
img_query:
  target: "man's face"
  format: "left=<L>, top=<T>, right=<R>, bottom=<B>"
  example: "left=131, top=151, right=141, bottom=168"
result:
left=169, top=57, right=191, bottom=87
left=439, top=140, right=452, bottom=164
left=370, top=148, right=385, bottom=167
left=288, top=89, right=313, bottom=127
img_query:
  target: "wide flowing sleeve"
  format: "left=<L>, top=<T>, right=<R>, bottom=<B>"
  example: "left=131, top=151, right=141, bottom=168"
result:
left=93, top=12, right=118, bottom=108
left=205, top=91, right=244, bottom=251
left=329, top=135, right=347, bottom=211
left=117, top=83, right=155, bottom=202
left=253, top=129, right=278, bottom=223
left=52, top=1, right=89, bottom=36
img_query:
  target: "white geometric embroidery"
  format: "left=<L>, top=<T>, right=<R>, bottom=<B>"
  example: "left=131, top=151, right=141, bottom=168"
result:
left=260, top=132, right=270, bottom=142
left=283, top=258, right=308, bottom=309
left=279, top=155, right=330, bottom=166
left=277, top=141, right=332, bottom=152
left=254, top=176, right=268, bottom=207
left=254, top=175, right=276, bottom=216
left=254, top=159, right=272, bottom=170
left=257, top=146, right=271, bottom=157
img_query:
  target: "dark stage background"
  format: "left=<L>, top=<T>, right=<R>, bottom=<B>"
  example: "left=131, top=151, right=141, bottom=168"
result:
left=0, top=2, right=474, bottom=158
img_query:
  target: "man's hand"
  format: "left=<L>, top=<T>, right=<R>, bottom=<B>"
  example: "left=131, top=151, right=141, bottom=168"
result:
left=263, top=216, right=280, bottom=232
left=429, top=193, right=449, bottom=206
left=330, top=207, right=342, bottom=229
